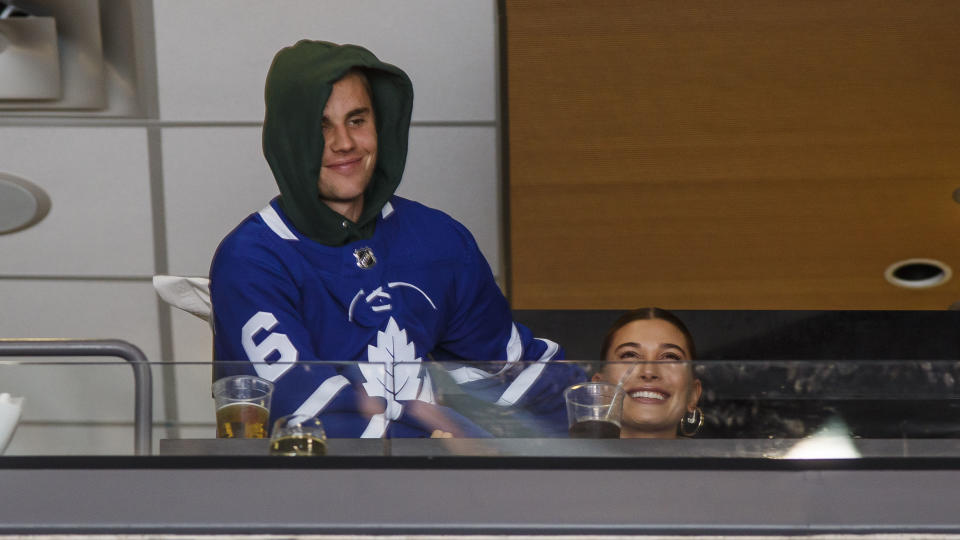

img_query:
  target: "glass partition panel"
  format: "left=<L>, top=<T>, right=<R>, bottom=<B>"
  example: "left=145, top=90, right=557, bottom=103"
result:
left=695, top=359, right=960, bottom=441
left=2, top=358, right=959, bottom=458
left=0, top=359, right=142, bottom=456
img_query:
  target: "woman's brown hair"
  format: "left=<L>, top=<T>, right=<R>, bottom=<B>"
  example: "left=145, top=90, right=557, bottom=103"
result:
left=600, top=307, right=697, bottom=360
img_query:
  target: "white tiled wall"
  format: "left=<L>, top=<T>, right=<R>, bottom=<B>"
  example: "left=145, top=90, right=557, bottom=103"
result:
left=0, top=1, right=500, bottom=455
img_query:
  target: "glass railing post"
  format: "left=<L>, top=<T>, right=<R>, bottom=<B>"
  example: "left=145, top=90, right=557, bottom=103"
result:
left=0, top=339, right=153, bottom=455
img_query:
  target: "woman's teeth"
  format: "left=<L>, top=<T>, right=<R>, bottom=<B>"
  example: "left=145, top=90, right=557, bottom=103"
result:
left=630, top=390, right=666, bottom=400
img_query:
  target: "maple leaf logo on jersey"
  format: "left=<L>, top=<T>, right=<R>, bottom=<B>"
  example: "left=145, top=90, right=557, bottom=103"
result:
left=358, top=317, right=434, bottom=437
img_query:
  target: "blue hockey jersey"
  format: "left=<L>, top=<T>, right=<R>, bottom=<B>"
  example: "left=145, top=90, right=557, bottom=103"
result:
left=211, top=197, right=585, bottom=437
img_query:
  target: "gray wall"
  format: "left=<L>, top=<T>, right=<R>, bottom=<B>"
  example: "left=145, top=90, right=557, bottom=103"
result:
left=0, top=0, right=501, bottom=455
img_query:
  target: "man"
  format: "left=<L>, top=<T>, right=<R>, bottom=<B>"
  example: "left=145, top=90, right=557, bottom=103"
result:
left=210, top=40, right=583, bottom=438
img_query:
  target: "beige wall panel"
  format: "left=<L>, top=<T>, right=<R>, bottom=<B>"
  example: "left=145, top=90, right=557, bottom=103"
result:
left=4, top=425, right=200, bottom=456
left=5, top=425, right=139, bottom=456
left=0, top=281, right=162, bottom=424
left=169, top=308, right=215, bottom=424
left=161, top=127, right=276, bottom=276
left=507, top=1, right=960, bottom=309
left=0, top=127, right=153, bottom=276
left=153, top=0, right=496, bottom=122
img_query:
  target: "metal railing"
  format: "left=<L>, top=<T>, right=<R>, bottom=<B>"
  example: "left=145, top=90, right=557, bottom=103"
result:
left=0, top=339, right=153, bottom=455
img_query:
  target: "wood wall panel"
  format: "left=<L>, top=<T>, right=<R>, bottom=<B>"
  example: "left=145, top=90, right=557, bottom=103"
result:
left=506, top=0, right=960, bottom=309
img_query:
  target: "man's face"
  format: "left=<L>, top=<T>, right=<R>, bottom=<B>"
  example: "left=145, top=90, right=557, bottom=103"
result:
left=318, top=72, right=378, bottom=220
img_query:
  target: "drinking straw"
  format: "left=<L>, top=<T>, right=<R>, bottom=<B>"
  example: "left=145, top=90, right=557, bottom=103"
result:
left=605, top=362, right=638, bottom=421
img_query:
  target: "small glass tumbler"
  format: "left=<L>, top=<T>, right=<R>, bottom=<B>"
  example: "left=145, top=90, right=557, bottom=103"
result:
left=269, top=414, right=327, bottom=456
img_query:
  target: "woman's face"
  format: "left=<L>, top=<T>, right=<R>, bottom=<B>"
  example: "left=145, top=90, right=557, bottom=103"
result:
left=594, top=319, right=702, bottom=438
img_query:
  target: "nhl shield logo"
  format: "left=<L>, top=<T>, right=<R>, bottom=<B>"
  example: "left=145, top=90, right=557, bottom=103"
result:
left=353, top=247, right=377, bottom=269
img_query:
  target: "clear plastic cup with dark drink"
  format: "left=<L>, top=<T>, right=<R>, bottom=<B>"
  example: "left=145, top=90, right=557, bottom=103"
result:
left=564, top=382, right=623, bottom=438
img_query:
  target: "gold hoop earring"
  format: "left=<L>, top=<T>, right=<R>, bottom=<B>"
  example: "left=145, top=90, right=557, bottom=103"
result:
left=679, top=407, right=703, bottom=437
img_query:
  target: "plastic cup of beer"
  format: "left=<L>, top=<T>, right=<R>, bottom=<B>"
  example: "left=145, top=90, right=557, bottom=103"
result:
left=564, top=382, right=623, bottom=439
left=212, top=375, right=274, bottom=438
left=269, top=414, right=327, bottom=456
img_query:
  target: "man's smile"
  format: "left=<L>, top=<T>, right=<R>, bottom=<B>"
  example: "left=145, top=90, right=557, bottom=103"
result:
left=325, top=157, right=363, bottom=173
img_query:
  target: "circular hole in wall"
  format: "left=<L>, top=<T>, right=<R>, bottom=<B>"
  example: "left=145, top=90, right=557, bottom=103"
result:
left=884, top=258, right=952, bottom=289
left=0, top=172, right=51, bottom=234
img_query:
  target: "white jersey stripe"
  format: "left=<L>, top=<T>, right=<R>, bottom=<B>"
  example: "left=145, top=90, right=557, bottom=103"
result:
left=258, top=204, right=298, bottom=241
left=506, top=324, right=523, bottom=364
left=446, top=324, right=524, bottom=383
left=417, top=372, right=436, bottom=403
left=495, top=338, right=560, bottom=406
left=381, top=201, right=395, bottom=219
left=361, top=413, right=389, bottom=438
left=447, top=365, right=496, bottom=384
left=292, top=375, right=350, bottom=417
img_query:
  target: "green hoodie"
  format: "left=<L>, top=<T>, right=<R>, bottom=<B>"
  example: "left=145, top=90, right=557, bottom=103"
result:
left=262, top=40, right=414, bottom=246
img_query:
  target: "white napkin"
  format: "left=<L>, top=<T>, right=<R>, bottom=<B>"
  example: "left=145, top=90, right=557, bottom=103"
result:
left=0, top=393, right=24, bottom=455
left=152, top=275, right=212, bottom=322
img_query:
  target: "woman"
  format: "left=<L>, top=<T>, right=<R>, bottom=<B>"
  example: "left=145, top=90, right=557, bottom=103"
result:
left=593, top=308, right=703, bottom=438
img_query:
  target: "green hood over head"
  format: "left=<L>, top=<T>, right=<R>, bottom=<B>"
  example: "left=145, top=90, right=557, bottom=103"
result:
left=262, top=40, right=413, bottom=245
